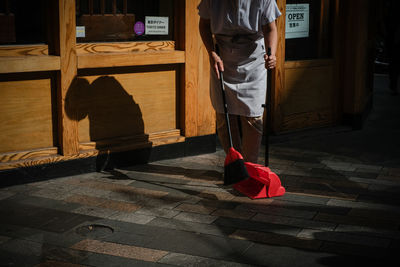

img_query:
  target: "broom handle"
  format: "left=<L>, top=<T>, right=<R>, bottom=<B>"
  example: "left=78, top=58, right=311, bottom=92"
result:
left=215, top=44, right=234, bottom=148
left=219, top=71, right=234, bottom=148
left=264, top=47, right=272, bottom=167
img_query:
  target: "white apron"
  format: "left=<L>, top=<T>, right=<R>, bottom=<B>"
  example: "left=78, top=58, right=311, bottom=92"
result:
left=198, top=0, right=281, bottom=117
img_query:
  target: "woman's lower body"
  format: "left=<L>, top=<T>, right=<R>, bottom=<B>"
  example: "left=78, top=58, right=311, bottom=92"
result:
left=211, top=35, right=267, bottom=164
left=216, top=113, right=263, bottom=163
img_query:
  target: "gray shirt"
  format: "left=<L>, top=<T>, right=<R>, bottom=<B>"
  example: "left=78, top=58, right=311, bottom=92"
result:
left=198, top=0, right=281, bottom=117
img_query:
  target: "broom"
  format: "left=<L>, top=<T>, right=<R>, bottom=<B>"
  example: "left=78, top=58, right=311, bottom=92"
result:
left=216, top=45, right=249, bottom=185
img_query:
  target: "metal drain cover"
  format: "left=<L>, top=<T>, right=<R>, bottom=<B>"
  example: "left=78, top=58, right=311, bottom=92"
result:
left=76, top=224, right=114, bottom=238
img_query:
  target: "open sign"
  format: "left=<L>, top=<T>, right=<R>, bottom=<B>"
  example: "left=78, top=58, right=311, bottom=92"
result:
left=285, top=4, right=309, bottom=39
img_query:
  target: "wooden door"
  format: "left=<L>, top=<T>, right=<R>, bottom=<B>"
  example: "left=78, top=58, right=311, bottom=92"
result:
left=273, top=0, right=340, bottom=133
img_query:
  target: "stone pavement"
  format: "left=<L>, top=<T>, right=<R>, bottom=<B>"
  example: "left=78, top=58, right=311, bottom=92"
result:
left=0, top=74, right=399, bottom=267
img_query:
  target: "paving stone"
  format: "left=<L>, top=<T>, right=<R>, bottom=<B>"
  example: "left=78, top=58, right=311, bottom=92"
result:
left=277, top=192, right=330, bottom=205
left=214, top=217, right=302, bottom=237
left=252, top=213, right=336, bottom=231
left=95, top=221, right=254, bottom=264
left=8, top=194, right=81, bottom=213
left=0, top=238, right=43, bottom=257
left=128, top=179, right=195, bottom=196
left=198, top=199, right=240, bottom=209
left=29, top=188, right=76, bottom=201
left=0, top=190, right=15, bottom=201
left=82, top=252, right=169, bottom=267
left=230, top=196, right=274, bottom=206
left=236, top=203, right=317, bottom=219
left=159, top=252, right=253, bottom=267
left=98, top=199, right=141, bottom=213
left=320, top=160, right=357, bottom=172
left=240, top=241, right=337, bottom=267
left=65, top=194, right=141, bottom=213
left=197, top=191, right=236, bottom=201
left=335, top=224, right=400, bottom=240
left=65, top=194, right=108, bottom=207
left=33, top=181, right=78, bottom=192
left=348, top=207, right=400, bottom=221
left=0, top=224, right=83, bottom=248
left=211, top=208, right=256, bottom=220
left=71, top=239, right=168, bottom=262
left=135, top=206, right=181, bottom=219
left=327, top=199, right=400, bottom=214
left=39, top=245, right=91, bottom=265
left=297, top=229, right=391, bottom=247
left=174, top=203, right=217, bottom=215
left=36, top=260, right=87, bottom=267
left=231, top=229, right=322, bottom=250
left=319, top=241, right=394, bottom=260
left=285, top=187, right=359, bottom=201
left=2, top=183, right=42, bottom=194
left=147, top=217, right=234, bottom=237
left=108, top=212, right=155, bottom=225
left=0, top=201, right=97, bottom=233
left=173, top=211, right=218, bottom=224
left=270, top=199, right=351, bottom=215
left=368, top=184, right=400, bottom=193
left=347, top=176, right=400, bottom=186
left=0, top=249, right=41, bottom=267
left=71, top=206, right=120, bottom=219
left=314, top=212, right=399, bottom=230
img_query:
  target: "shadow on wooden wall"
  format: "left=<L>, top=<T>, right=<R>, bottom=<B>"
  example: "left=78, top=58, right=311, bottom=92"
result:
left=65, top=76, right=148, bottom=171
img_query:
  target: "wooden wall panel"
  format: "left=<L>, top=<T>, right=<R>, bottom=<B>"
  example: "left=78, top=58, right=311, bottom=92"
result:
left=0, top=79, right=54, bottom=153
left=281, top=66, right=334, bottom=131
left=72, top=69, right=177, bottom=143
left=184, top=0, right=215, bottom=137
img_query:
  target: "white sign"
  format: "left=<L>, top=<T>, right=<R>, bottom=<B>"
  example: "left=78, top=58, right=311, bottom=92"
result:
left=145, top=16, right=169, bottom=35
left=76, top=26, right=85, bottom=38
left=285, top=4, right=309, bottom=39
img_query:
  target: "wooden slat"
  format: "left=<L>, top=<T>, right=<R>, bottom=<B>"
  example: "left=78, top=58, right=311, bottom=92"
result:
left=0, top=148, right=58, bottom=163
left=0, top=56, right=60, bottom=73
left=77, top=50, right=185, bottom=69
left=0, top=132, right=185, bottom=171
left=57, top=0, right=79, bottom=156
left=76, top=41, right=175, bottom=54
left=0, top=150, right=100, bottom=171
left=0, top=45, right=48, bottom=56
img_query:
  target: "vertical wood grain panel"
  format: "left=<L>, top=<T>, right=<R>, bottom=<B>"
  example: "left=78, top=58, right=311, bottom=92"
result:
left=57, top=0, right=79, bottom=155
left=0, top=79, right=53, bottom=153
left=184, top=0, right=215, bottom=137
left=273, top=0, right=286, bottom=133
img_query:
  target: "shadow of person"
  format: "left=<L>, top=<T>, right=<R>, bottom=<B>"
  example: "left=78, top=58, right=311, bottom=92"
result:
left=65, top=76, right=149, bottom=171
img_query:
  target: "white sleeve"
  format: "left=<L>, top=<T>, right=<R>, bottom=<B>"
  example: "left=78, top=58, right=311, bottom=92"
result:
left=262, top=0, right=282, bottom=25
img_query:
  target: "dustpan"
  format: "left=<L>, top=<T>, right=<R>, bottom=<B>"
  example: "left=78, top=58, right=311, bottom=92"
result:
left=233, top=48, right=285, bottom=199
